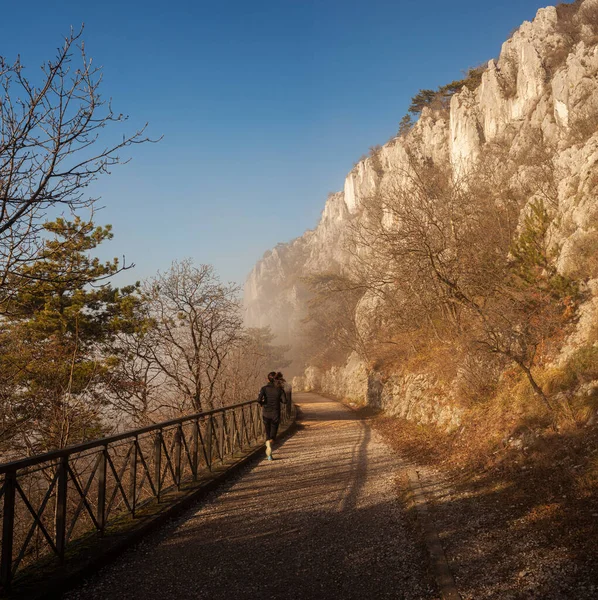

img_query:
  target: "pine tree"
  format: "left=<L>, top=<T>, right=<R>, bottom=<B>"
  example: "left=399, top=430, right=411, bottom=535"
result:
left=0, top=217, right=141, bottom=455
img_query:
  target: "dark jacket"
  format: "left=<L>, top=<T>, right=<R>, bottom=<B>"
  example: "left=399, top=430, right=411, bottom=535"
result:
left=258, top=382, right=287, bottom=419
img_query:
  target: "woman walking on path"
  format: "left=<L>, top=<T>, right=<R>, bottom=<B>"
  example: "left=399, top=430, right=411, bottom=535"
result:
left=258, top=371, right=287, bottom=460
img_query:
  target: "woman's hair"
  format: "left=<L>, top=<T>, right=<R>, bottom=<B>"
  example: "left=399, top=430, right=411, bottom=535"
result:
left=275, top=372, right=284, bottom=380
left=267, top=371, right=277, bottom=383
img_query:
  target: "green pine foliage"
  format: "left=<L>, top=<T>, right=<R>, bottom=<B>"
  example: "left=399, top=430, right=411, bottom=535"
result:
left=408, top=89, right=438, bottom=115
left=398, top=114, right=414, bottom=136
left=0, top=217, right=142, bottom=453
left=407, top=66, right=486, bottom=118
left=510, top=200, right=578, bottom=300
left=397, top=65, right=486, bottom=136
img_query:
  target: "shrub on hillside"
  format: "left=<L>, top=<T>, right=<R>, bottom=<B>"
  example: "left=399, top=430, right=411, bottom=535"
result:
left=568, top=95, right=598, bottom=145
left=497, top=52, right=518, bottom=98
left=548, top=1, right=598, bottom=76
left=369, top=145, right=384, bottom=177
left=540, top=345, right=598, bottom=424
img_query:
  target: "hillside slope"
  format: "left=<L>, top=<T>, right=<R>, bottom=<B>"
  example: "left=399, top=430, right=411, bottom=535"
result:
left=245, top=0, right=598, bottom=424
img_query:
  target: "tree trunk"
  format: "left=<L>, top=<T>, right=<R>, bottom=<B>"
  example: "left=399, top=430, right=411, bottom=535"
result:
left=519, top=362, right=552, bottom=412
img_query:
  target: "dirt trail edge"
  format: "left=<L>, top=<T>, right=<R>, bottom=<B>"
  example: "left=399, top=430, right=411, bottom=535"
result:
left=66, top=393, right=438, bottom=600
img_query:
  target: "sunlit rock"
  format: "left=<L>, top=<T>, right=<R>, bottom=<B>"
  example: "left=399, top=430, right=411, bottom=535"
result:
left=245, top=0, right=598, bottom=428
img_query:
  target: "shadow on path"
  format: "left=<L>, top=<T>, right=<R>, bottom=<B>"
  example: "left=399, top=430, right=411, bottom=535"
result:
left=66, top=393, right=438, bottom=600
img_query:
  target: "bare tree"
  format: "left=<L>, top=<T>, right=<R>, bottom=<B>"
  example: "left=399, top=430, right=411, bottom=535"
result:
left=301, top=272, right=369, bottom=368
left=0, top=27, right=155, bottom=306
left=215, top=327, right=290, bottom=405
left=472, top=286, right=565, bottom=409
left=106, top=327, right=167, bottom=426
left=348, top=155, right=515, bottom=345
left=347, top=144, right=574, bottom=410
left=141, top=260, right=243, bottom=414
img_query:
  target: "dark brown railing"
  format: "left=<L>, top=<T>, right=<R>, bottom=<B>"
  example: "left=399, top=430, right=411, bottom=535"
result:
left=0, top=398, right=294, bottom=591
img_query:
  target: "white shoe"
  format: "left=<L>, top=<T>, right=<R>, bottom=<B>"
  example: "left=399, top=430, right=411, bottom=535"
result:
left=265, top=440, right=272, bottom=457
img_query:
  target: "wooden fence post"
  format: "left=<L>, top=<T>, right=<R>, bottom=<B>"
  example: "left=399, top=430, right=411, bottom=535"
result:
left=191, top=421, right=199, bottom=481
left=1, top=472, right=16, bottom=591
left=130, top=440, right=138, bottom=517
left=154, top=432, right=162, bottom=502
left=174, top=426, right=182, bottom=490
left=206, top=417, right=213, bottom=471
left=55, top=457, right=68, bottom=561
left=97, top=447, right=107, bottom=534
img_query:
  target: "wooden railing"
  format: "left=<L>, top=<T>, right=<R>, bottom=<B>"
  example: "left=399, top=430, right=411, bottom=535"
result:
left=0, top=398, right=294, bottom=591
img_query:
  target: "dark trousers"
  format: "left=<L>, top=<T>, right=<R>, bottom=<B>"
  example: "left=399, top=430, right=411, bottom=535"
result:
left=263, top=416, right=280, bottom=441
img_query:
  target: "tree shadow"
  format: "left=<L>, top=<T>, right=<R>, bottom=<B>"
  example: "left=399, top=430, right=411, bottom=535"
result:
left=414, top=425, right=598, bottom=599
left=65, top=394, right=438, bottom=600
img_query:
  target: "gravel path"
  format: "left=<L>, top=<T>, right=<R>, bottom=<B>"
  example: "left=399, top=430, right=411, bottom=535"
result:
left=66, top=393, right=438, bottom=600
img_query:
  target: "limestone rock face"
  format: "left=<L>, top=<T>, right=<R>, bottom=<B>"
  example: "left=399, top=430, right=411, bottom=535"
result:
left=244, top=191, right=350, bottom=345
left=292, top=354, right=463, bottom=430
left=246, top=1, right=598, bottom=428
left=244, top=237, right=310, bottom=345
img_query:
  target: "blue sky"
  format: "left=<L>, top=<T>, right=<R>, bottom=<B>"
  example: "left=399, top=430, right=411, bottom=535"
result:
left=2, top=0, right=556, bottom=288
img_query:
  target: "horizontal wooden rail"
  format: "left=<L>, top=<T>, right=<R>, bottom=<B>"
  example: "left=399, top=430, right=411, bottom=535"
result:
left=0, top=400, right=263, bottom=475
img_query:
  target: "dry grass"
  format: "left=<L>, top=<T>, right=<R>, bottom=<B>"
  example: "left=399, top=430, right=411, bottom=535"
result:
left=358, top=328, right=598, bottom=595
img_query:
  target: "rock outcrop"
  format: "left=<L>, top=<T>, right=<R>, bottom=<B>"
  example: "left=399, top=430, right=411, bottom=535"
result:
left=245, top=1, right=598, bottom=427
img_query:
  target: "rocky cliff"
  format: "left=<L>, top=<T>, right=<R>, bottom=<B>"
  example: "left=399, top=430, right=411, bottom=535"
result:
left=244, top=0, right=598, bottom=426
